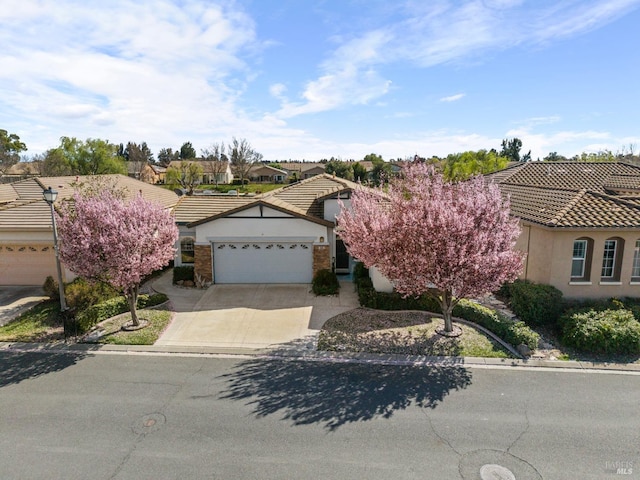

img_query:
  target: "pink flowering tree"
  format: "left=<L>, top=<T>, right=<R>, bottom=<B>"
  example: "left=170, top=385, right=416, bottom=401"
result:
left=337, top=163, right=524, bottom=334
left=56, top=189, right=179, bottom=327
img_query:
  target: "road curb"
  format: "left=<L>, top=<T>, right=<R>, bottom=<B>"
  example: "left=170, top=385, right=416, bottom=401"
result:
left=2, top=341, right=640, bottom=373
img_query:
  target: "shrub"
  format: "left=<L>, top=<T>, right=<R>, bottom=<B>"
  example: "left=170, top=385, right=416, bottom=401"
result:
left=139, top=293, right=169, bottom=308
left=231, top=178, right=249, bottom=185
left=353, top=272, right=539, bottom=350
left=173, top=266, right=194, bottom=283
left=65, top=278, right=119, bottom=311
left=43, top=276, right=59, bottom=301
left=453, top=299, right=540, bottom=350
left=507, top=280, right=563, bottom=327
left=353, top=262, right=369, bottom=283
left=312, top=269, right=340, bottom=295
left=560, top=308, right=640, bottom=355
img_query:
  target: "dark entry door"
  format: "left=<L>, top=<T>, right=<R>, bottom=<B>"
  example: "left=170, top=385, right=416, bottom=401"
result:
left=335, top=238, right=350, bottom=273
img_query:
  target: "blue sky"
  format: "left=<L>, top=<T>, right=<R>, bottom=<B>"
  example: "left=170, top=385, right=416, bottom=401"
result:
left=1, top=0, right=639, bottom=161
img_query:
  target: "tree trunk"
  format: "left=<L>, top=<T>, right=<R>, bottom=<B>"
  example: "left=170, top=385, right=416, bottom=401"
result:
left=440, top=290, right=454, bottom=333
left=126, top=285, right=139, bottom=326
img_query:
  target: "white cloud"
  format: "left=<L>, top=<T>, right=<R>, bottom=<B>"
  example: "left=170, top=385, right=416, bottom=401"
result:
left=269, top=83, right=288, bottom=100
left=440, top=93, right=465, bottom=102
left=277, top=66, right=392, bottom=118
left=0, top=0, right=266, bottom=153
left=272, top=0, right=640, bottom=117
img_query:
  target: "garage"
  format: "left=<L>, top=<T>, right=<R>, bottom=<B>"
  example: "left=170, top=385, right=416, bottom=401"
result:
left=213, top=241, right=313, bottom=284
left=0, top=244, right=57, bottom=286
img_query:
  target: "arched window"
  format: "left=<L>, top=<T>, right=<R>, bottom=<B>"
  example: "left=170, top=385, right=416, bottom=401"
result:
left=601, top=237, right=624, bottom=282
left=180, top=237, right=195, bottom=264
left=571, top=237, right=594, bottom=281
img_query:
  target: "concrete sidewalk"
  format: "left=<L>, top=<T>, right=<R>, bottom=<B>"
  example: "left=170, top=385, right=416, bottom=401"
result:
left=151, top=271, right=359, bottom=351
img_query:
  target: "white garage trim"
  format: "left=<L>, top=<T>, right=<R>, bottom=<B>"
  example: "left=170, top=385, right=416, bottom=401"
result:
left=207, top=236, right=316, bottom=243
left=212, top=240, right=313, bottom=284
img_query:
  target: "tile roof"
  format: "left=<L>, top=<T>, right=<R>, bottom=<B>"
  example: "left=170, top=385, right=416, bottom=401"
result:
left=276, top=162, right=325, bottom=173
left=173, top=197, right=255, bottom=224
left=488, top=162, right=640, bottom=192
left=174, top=173, right=357, bottom=227
left=37, top=175, right=178, bottom=207
left=0, top=184, right=19, bottom=204
left=0, top=175, right=179, bottom=231
left=491, top=162, right=640, bottom=228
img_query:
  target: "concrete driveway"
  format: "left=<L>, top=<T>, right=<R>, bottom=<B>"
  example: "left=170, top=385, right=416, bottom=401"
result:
left=152, top=271, right=359, bottom=352
left=0, top=286, right=48, bottom=326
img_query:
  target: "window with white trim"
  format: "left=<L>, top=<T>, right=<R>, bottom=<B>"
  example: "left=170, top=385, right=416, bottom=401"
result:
left=632, top=240, right=640, bottom=280
left=571, top=240, right=587, bottom=278
left=601, top=237, right=624, bottom=281
left=571, top=237, right=594, bottom=282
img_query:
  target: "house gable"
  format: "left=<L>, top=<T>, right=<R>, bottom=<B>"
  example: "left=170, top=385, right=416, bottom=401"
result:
left=187, top=199, right=333, bottom=228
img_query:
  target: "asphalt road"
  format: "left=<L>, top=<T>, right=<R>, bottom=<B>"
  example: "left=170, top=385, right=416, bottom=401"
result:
left=1, top=352, right=639, bottom=480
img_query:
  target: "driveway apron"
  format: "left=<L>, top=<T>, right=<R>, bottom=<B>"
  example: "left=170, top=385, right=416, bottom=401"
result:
left=152, top=271, right=358, bottom=351
left=0, top=287, right=48, bottom=326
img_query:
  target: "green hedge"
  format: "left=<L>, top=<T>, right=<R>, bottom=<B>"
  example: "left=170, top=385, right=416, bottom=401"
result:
left=75, top=293, right=169, bottom=334
left=312, top=269, right=340, bottom=295
left=452, top=300, right=540, bottom=350
left=560, top=308, right=640, bottom=355
left=353, top=263, right=539, bottom=350
left=173, top=266, right=194, bottom=283
left=502, top=279, right=563, bottom=327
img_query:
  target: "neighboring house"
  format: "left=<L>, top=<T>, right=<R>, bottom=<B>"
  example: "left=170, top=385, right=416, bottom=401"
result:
left=2, top=161, right=41, bottom=183
left=0, top=175, right=178, bottom=286
left=150, top=164, right=167, bottom=184
left=126, top=162, right=166, bottom=184
left=278, top=162, right=325, bottom=180
left=167, top=160, right=233, bottom=185
left=248, top=164, right=288, bottom=183
left=173, top=174, right=357, bottom=284
left=488, top=162, right=640, bottom=299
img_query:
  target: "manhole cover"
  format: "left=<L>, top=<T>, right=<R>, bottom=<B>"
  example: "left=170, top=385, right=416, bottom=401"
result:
left=459, top=450, right=541, bottom=480
left=132, top=413, right=166, bottom=435
left=480, top=464, right=516, bottom=480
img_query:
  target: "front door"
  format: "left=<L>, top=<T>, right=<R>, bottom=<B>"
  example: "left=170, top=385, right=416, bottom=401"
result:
left=335, top=238, right=350, bottom=273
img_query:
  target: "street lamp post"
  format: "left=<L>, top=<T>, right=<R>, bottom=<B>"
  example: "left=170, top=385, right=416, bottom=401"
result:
left=43, top=187, right=67, bottom=312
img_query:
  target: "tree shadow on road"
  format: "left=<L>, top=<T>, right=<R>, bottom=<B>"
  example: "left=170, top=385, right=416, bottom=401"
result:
left=0, top=351, right=86, bottom=388
left=219, top=358, right=472, bottom=431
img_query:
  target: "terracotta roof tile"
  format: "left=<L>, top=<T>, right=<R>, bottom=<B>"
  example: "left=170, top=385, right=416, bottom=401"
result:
left=492, top=162, right=640, bottom=228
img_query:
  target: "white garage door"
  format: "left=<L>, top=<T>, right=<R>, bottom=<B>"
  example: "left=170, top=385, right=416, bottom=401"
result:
left=0, top=245, right=57, bottom=286
left=213, top=241, right=313, bottom=284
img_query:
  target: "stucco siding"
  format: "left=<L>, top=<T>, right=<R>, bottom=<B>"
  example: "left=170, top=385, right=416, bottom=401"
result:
left=522, top=225, right=640, bottom=298
left=324, top=198, right=351, bottom=222
left=195, top=217, right=328, bottom=243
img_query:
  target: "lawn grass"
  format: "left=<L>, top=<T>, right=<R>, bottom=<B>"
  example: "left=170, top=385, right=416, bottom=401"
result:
left=0, top=300, right=64, bottom=343
left=318, top=308, right=512, bottom=358
left=84, top=308, right=173, bottom=345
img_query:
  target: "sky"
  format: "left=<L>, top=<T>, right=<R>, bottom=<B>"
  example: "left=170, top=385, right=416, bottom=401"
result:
left=1, top=0, right=639, bottom=161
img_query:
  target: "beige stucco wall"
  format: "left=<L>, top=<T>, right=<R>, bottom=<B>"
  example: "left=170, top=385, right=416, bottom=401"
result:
left=519, top=223, right=640, bottom=299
